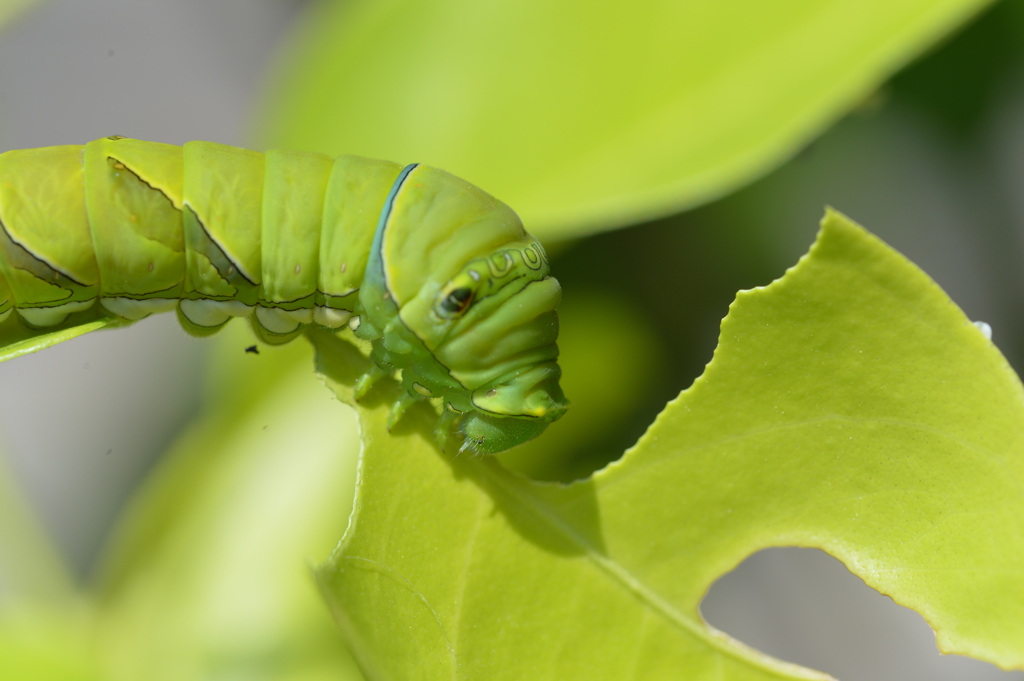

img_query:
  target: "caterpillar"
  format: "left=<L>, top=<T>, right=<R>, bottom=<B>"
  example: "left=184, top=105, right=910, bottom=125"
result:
left=0, top=136, right=568, bottom=454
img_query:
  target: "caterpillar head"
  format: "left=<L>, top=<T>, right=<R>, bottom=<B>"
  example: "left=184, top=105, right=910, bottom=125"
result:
left=431, top=246, right=570, bottom=454
left=366, top=164, right=569, bottom=453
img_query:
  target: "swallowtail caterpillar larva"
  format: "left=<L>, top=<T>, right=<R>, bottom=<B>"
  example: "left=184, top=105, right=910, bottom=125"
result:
left=0, top=137, right=569, bottom=453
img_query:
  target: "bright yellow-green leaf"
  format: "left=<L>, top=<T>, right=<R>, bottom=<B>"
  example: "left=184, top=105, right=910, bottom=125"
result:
left=0, top=601, right=100, bottom=681
left=310, top=210, right=1024, bottom=678
left=258, top=0, right=992, bottom=240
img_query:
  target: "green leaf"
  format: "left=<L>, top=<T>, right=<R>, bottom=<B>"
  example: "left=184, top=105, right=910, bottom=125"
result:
left=0, top=601, right=100, bottom=681
left=0, top=314, right=124, bottom=364
left=310, top=210, right=1024, bottom=678
left=257, top=0, right=992, bottom=240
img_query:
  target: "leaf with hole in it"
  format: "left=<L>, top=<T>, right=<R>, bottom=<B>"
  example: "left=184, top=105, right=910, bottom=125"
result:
left=309, top=210, right=1024, bottom=679
left=259, top=0, right=992, bottom=240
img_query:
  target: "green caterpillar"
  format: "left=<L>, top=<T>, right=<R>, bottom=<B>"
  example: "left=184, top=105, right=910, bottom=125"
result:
left=0, top=136, right=568, bottom=453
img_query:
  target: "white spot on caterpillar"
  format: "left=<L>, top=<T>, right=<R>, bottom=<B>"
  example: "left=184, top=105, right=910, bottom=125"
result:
left=974, top=320, right=992, bottom=340
left=102, top=297, right=176, bottom=320
left=348, top=315, right=361, bottom=331
left=17, top=300, right=94, bottom=327
left=382, top=291, right=391, bottom=301
left=314, top=306, right=352, bottom=328
left=227, top=265, right=235, bottom=275
left=413, top=382, right=432, bottom=397
left=180, top=301, right=251, bottom=327
left=486, top=389, right=497, bottom=397
left=339, top=263, right=347, bottom=274
left=255, top=306, right=300, bottom=334
left=294, top=264, right=301, bottom=275
left=147, top=262, right=154, bottom=272
left=180, top=300, right=229, bottom=327
left=468, top=270, right=481, bottom=281
left=180, top=299, right=252, bottom=327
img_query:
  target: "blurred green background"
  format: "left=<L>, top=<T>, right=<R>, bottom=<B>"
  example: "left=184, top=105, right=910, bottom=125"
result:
left=1, top=1, right=1023, bottom=679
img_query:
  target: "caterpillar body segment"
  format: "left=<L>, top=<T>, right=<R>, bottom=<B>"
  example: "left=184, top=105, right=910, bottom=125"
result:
left=0, top=137, right=568, bottom=453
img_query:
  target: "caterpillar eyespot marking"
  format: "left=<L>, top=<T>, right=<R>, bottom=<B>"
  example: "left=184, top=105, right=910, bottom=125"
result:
left=0, top=137, right=569, bottom=454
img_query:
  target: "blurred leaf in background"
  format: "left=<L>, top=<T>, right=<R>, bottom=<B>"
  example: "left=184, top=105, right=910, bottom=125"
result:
left=0, top=322, right=366, bottom=681
left=93, top=324, right=364, bottom=681
left=0, top=447, right=96, bottom=680
left=0, top=0, right=37, bottom=31
left=0, top=446, right=74, bottom=608
left=257, top=0, right=992, bottom=240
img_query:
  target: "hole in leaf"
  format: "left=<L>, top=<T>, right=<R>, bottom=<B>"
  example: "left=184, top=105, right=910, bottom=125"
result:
left=700, top=548, right=1024, bottom=681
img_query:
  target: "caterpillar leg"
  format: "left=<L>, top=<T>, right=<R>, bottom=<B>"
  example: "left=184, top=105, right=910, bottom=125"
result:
left=435, top=404, right=462, bottom=454
left=354, top=364, right=390, bottom=400
left=386, top=391, right=421, bottom=432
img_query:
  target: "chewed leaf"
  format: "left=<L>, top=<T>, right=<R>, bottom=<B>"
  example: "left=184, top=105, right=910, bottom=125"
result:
left=311, top=210, right=1024, bottom=678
